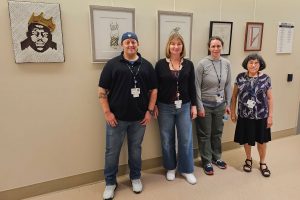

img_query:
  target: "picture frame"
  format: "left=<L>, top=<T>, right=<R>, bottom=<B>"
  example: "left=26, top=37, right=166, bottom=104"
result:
left=158, top=11, right=193, bottom=59
left=209, top=21, right=233, bottom=56
left=89, top=5, right=135, bottom=63
left=8, top=1, right=65, bottom=63
left=244, top=22, right=264, bottom=51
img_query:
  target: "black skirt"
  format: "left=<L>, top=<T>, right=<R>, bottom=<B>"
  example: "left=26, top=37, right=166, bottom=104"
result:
left=234, top=117, right=271, bottom=146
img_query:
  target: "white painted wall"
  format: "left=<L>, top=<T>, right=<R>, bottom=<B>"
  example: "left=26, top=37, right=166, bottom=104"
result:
left=1, top=0, right=299, bottom=191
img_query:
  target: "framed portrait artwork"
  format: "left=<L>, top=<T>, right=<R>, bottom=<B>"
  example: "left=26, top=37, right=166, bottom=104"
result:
left=158, top=11, right=193, bottom=59
left=8, top=1, right=64, bottom=63
left=244, top=22, right=264, bottom=51
left=89, top=5, right=135, bottom=63
left=209, top=21, right=233, bottom=56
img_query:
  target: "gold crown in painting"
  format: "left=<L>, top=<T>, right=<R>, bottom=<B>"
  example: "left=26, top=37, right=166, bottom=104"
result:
left=28, top=12, right=56, bottom=32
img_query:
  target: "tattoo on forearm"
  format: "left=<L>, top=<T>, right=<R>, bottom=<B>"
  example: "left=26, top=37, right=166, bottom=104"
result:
left=98, top=92, right=108, bottom=99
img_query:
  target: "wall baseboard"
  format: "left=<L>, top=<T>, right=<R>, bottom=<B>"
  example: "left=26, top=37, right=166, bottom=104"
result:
left=0, top=128, right=296, bottom=200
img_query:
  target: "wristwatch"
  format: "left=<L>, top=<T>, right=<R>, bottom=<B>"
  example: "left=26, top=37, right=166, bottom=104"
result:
left=148, top=109, right=154, bottom=116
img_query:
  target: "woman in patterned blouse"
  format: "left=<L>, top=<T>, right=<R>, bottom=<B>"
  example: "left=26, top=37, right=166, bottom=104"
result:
left=230, top=53, right=273, bottom=177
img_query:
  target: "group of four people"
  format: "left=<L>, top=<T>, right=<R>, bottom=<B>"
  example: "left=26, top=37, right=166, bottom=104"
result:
left=98, top=32, right=273, bottom=200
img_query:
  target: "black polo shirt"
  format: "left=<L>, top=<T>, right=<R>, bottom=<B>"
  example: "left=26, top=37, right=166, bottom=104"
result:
left=99, top=52, right=157, bottom=121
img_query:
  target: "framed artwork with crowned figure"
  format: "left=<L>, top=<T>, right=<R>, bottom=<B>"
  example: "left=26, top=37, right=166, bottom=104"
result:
left=89, top=5, right=135, bottom=63
left=8, top=1, right=65, bottom=63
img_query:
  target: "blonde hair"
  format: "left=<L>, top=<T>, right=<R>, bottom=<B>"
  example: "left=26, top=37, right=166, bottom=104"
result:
left=165, top=33, right=186, bottom=59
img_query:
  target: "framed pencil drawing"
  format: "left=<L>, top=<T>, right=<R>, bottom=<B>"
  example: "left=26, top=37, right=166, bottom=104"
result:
left=8, top=1, right=64, bottom=63
left=209, top=21, right=233, bottom=56
left=244, top=22, right=264, bottom=51
left=89, top=5, right=135, bottom=63
left=158, top=11, right=193, bottom=59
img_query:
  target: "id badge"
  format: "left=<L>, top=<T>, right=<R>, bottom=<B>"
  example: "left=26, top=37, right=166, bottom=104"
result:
left=246, top=99, right=256, bottom=109
left=131, top=88, right=140, bottom=98
left=215, top=94, right=224, bottom=103
left=174, top=100, right=182, bottom=109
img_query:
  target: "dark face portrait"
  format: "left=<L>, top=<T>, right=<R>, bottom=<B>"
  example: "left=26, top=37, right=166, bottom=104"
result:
left=28, top=23, right=51, bottom=52
left=21, top=23, right=57, bottom=53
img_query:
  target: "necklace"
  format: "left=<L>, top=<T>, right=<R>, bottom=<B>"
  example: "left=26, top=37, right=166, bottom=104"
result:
left=170, top=59, right=181, bottom=70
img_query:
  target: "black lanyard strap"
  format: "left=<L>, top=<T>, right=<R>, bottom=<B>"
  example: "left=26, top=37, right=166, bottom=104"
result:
left=211, top=60, right=222, bottom=89
left=170, top=61, right=182, bottom=100
left=127, top=64, right=141, bottom=87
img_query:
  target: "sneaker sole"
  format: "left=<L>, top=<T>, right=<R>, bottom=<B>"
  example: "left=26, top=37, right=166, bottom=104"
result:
left=212, top=162, right=227, bottom=169
left=204, top=170, right=214, bottom=175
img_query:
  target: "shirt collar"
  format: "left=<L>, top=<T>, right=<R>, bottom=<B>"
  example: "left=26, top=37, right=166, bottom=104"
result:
left=120, top=51, right=142, bottom=64
left=207, top=55, right=221, bottom=61
left=166, top=58, right=184, bottom=70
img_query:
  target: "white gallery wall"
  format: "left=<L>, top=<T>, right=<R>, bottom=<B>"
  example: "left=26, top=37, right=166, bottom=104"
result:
left=1, top=0, right=299, bottom=191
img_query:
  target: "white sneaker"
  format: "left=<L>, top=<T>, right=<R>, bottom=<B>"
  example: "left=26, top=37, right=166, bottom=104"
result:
left=181, top=173, right=197, bottom=185
left=103, top=184, right=117, bottom=200
left=131, top=179, right=143, bottom=193
left=166, top=169, right=176, bottom=181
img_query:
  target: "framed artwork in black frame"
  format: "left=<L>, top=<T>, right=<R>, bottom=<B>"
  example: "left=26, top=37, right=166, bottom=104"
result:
left=209, top=21, right=233, bottom=56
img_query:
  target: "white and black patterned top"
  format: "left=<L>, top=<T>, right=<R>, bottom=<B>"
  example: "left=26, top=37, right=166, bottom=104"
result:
left=235, top=72, right=272, bottom=119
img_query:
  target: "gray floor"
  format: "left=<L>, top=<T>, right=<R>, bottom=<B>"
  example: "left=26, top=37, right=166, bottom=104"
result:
left=25, top=135, right=300, bottom=200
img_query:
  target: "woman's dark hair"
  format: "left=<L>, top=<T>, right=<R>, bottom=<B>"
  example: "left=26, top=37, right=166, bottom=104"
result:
left=242, top=53, right=266, bottom=70
left=207, top=36, right=224, bottom=47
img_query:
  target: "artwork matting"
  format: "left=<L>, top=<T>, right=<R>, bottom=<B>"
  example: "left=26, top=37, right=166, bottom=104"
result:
left=158, top=11, right=193, bottom=59
left=209, top=21, right=233, bottom=56
left=89, top=5, right=135, bottom=63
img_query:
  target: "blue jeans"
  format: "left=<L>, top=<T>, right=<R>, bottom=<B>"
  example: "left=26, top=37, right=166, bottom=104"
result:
left=157, top=102, right=194, bottom=173
left=195, top=103, right=225, bottom=166
left=104, top=120, right=146, bottom=185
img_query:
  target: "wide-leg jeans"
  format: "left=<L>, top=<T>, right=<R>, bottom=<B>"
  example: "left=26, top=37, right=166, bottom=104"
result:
left=157, top=102, right=194, bottom=173
left=104, top=120, right=146, bottom=185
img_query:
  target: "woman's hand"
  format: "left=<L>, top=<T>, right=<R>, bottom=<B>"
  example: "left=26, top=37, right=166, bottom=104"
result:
left=197, top=107, right=205, bottom=117
left=225, top=106, right=231, bottom=115
left=267, top=116, right=273, bottom=128
left=230, top=112, right=237, bottom=123
left=191, top=106, right=197, bottom=119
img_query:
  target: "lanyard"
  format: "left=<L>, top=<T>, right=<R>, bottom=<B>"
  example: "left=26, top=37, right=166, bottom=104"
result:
left=127, top=63, right=141, bottom=88
left=170, top=60, right=181, bottom=100
left=211, top=60, right=222, bottom=90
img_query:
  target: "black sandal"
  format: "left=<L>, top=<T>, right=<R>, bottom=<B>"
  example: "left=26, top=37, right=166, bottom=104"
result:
left=260, top=163, right=271, bottom=177
left=243, top=159, right=252, bottom=172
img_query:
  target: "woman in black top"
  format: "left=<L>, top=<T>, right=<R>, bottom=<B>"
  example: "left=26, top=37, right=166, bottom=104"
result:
left=154, top=32, right=197, bottom=184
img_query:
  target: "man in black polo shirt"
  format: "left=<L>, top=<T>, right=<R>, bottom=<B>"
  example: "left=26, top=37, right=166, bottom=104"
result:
left=98, top=32, right=157, bottom=200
